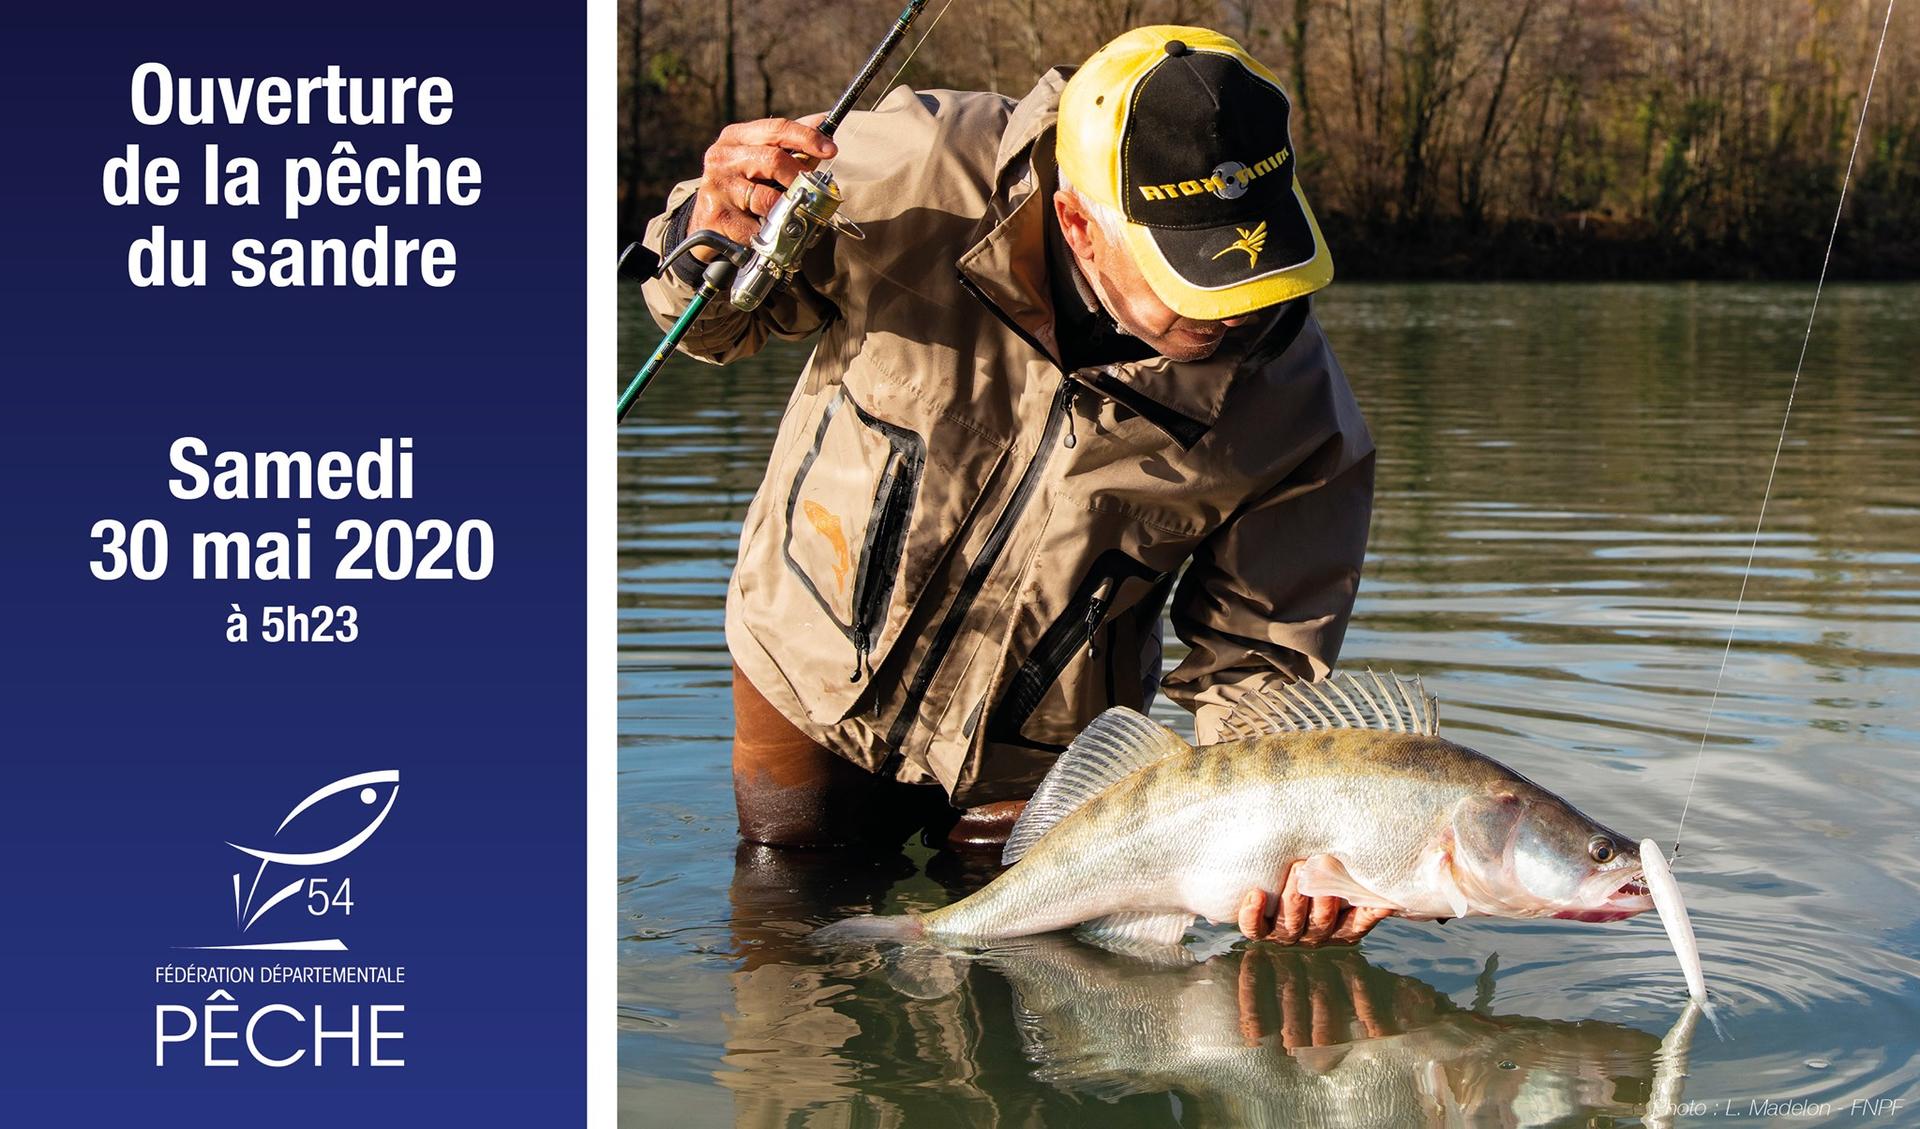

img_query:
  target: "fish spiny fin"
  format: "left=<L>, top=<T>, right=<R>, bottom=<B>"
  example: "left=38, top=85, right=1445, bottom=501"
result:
left=1219, top=669, right=1439, bottom=740
left=1002, top=707, right=1190, bottom=865
left=1073, top=911, right=1197, bottom=959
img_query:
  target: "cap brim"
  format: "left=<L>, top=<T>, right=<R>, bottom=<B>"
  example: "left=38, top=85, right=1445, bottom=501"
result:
left=1119, top=180, right=1333, bottom=321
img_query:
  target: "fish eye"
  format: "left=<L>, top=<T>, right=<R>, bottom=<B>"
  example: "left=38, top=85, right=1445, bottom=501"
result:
left=1588, top=836, right=1616, bottom=863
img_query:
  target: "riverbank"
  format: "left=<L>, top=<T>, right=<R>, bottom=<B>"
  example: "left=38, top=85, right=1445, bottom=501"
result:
left=1317, top=213, right=1920, bottom=282
left=615, top=201, right=1919, bottom=283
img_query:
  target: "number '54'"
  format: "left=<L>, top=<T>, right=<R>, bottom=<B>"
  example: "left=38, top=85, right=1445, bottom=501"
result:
left=306, top=877, right=354, bottom=916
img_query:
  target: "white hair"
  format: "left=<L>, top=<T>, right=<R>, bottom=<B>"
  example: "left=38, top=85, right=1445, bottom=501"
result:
left=1055, top=170, right=1129, bottom=246
left=1053, top=168, right=1135, bottom=333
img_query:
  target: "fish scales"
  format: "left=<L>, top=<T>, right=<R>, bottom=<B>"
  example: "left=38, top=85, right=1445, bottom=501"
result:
left=922, top=733, right=1476, bottom=940
left=818, top=673, right=1665, bottom=960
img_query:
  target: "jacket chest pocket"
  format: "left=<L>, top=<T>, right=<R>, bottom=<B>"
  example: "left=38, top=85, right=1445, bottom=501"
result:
left=768, top=381, right=1007, bottom=723
left=782, top=388, right=923, bottom=670
left=984, top=549, right=1168, bottom=751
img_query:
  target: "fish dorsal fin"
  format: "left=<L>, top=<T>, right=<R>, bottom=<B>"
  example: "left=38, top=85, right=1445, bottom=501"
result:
left=1218, top=669, right=1438, bottom=741
left=1002, top=707, right=1190, bottom=866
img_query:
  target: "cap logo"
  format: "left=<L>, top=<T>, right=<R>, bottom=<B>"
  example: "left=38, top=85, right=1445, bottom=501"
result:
left=1135, top=147, right=1290, bottom=203
left=1209, top=221, right=1267, bottom=269
left=1209, top=162, right=1248, bottom=199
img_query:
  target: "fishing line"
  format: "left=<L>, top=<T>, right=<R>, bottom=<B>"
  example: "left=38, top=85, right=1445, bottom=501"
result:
left=815, top=0, right=958, bottom=177
left=1672, top=0, right=1896, bottom=859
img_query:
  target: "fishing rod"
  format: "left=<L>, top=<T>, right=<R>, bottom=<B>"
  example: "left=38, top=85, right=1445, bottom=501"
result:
left=617, top=0, right=933, bottom=422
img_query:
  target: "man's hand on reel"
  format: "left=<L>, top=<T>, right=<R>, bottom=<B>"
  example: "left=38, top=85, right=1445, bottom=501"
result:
left=689, top=113, right=837, bottom=260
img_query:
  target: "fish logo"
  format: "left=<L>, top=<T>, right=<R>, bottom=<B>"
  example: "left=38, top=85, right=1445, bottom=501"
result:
left=228, top=770, right=399, bottom=933
left=1211, top=221, right=1268, bottom=269
left=802, top=499, right=852, bottom=593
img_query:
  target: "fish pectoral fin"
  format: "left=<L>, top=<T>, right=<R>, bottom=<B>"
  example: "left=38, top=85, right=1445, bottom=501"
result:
left=885, top=946, right=964, bottom=1001
left=1289, top=1044, right=1353, bottom=1075
left=1055, top=1072, right=1162, bottom=1103
left=1293, top=855, right=1402, bottom=911
left=1073, top=911, right=1197, bottom=963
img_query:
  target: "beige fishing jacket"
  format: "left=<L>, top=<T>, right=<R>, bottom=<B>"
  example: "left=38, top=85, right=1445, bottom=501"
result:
left=639, top=70, right=1373, bottom=806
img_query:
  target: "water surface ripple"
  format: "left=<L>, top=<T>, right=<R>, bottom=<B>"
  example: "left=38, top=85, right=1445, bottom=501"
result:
left=620, top=282, right=1920, bottom=1127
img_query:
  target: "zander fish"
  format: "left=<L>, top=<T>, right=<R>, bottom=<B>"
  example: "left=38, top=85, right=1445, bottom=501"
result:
left=821, top=672, right=1655, bottom=951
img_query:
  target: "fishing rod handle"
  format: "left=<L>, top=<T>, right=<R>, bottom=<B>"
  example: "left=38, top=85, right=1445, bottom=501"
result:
left=618, top=252, right=741, bottom=422
left=820, top=0, right=929, bottom=137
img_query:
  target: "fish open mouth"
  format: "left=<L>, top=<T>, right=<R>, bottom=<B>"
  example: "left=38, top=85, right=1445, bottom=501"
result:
left=1553, top=870, right=1654, bottom=922
left=1596, top=870, right=1655, bottom=918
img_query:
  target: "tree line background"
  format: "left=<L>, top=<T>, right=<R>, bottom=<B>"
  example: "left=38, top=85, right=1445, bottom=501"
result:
left=621, top=0, right=1917, bottom=278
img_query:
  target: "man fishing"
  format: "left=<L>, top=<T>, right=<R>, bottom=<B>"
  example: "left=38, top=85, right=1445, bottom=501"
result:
left=640, top=26, right=1384, bottom=946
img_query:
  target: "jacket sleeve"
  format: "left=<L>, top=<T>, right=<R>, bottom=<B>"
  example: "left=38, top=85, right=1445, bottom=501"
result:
left=635, top=178, right=841, bottom=365
left=636, top=86, right=1021, bottom=369
left=1161, top=335, right=1376, bottom=744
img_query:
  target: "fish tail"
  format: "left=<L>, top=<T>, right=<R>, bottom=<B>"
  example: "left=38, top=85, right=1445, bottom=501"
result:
left=814, top=914, right=925, bottom=944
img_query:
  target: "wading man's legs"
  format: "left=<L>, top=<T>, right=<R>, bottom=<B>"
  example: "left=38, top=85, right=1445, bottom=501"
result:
left=732, top=665, right=963, bottom=848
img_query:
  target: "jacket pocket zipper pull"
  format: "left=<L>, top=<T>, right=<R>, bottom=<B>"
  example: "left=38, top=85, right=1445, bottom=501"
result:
left=1061, top=384, right=1078, bottom=449
left=1085, top=582, right=1112, bottom=659
left=850, top=628, right=870, bottom=683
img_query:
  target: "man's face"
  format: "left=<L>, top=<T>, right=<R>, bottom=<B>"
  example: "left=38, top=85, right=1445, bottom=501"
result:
left=1054, top=189, right=1256, bottom=362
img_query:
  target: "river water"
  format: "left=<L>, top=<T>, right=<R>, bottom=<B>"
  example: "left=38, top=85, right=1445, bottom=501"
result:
left=618, top=282, right=1920, bottom=1127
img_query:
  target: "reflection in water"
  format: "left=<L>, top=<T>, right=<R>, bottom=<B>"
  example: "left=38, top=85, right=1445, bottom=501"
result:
left=719, top=846, right=1694, bottom=1128
left=982, top=939, right=1681, bottom=1129
left=621, top=283, right=1920, bottom=1126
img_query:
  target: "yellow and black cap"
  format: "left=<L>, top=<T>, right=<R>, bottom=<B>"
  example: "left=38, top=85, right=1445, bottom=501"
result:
left=1058, top=26, right=1333, bottom=320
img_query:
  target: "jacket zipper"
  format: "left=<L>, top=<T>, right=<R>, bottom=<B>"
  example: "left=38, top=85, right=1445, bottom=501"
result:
left=990, top=577, right=1112, bottom=729
left=983, top=551, right=1167, bottom=747
left=881, top=374, right=1077, bottom=759
left=848, top=449, right=913, bottom=683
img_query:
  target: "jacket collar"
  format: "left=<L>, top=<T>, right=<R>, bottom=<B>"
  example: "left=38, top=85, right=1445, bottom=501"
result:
left=956, top=71, right=1068, bottom=365
left=957, top=68, right=1305, bottom=447
left=994, top=67, right=1068, bottom=177
left=1091, top=304, right=1308, bottom=446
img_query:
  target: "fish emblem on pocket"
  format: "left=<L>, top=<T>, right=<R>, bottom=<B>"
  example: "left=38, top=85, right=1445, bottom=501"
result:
left=802, top=500, right=852, bottom=593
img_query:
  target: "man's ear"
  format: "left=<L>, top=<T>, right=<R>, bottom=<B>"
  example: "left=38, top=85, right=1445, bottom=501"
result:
left=1054, top=189, right=1098, bottom=261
